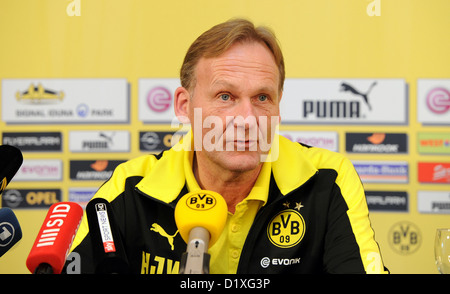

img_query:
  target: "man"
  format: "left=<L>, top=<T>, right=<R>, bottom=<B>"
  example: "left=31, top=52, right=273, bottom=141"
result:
left=69, top=18, right=387, bottom=274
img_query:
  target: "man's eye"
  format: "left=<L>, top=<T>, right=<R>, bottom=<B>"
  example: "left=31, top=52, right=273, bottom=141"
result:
left=220, top=94, right=230, bottom=101
left=258, top=95, right=268, bottom=102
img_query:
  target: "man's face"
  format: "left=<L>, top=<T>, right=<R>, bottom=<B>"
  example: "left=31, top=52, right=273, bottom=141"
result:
left=186, top=41, right=281, bottom=173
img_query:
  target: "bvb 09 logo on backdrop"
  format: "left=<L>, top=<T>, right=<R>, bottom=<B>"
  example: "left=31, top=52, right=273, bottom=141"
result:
left=388, top=221, right=422, bottom=255
left=267, top=209, right=306, bottom=248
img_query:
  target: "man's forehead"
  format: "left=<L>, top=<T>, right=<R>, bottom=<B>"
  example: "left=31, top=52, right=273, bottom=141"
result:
left=210, top=42, right=276, bottom=68
left=197, top=42, right=279, bottom=88
left=209, top=79, right=277, bottom=95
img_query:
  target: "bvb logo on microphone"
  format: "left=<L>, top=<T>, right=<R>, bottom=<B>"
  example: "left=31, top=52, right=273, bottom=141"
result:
left=186, top=192, right=217, bottom=211
left=267, top=209, right=305, bottom=248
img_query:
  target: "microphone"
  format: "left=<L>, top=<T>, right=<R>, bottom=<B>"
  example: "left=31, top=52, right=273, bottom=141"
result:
left=86, top=197, right=129, bottom=274
left=175, top=190, right=227, bottom=274
left=0, top=145, right=23, bottom=195
left=0, top=208, right=22, bottom=257
left=26, top=202, right=83, bottom=274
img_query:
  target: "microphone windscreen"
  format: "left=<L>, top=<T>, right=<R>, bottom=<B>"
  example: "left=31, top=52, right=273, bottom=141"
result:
left=0, top=208, right=22, bottom=257
left=175, top=190, right=227, bottom=247
left=0, top=145, right=23, bottom=194
left=26, top=202, right=83, bottom=274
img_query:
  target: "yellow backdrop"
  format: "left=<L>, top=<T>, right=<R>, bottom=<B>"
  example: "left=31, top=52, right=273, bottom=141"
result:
left=0, top=0, right=449, bottom=274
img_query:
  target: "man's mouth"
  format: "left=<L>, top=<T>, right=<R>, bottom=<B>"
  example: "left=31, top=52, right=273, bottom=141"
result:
left=231, top=139, right=258, bottom=150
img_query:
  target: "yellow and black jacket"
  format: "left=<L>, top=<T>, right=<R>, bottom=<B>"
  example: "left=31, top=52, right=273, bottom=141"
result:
left=69, top=133, right=387, bottom=274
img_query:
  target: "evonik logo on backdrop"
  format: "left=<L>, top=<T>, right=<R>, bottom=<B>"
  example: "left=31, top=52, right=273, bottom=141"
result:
left=14, top=159, right=62, bottom=181
left=279, top=131, right=338, bottom=152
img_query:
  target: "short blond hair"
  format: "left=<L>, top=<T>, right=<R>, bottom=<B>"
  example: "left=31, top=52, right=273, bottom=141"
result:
left=180, top=18, right=285, bottom=93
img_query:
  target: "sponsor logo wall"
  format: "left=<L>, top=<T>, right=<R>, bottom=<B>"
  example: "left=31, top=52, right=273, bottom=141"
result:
left=2, top=78, right=448, bottom=214
left=3, top=77, right=447, bottom=274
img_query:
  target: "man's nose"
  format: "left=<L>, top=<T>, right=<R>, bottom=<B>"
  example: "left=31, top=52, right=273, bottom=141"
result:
left=235, top=98, right=257, bottom=122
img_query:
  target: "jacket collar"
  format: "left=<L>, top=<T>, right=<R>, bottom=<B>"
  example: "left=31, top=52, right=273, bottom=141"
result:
left=135, top=133, right=190, bottom=204
left=136, top=130, right=318, bottom=203
left=271, top=135, right=318, bottom=195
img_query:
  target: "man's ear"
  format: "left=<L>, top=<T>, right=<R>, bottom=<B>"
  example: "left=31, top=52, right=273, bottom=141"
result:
left=174, top=86, right=191, bottom=124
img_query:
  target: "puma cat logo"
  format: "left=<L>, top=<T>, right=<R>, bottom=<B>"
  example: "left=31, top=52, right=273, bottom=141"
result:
left=340, top=81, right=377, bottom=111
left=150, top=223, right=179, bottom=251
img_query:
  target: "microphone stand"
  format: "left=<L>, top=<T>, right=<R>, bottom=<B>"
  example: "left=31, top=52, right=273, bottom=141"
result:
left=179, top=227, right=210, bottom=274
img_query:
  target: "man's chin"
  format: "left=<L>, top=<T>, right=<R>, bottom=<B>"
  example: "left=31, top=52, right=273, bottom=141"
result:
left=219, top=151, right=264, bottom=172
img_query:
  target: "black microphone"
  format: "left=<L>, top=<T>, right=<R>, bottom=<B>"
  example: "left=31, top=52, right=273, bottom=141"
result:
left=0, top=208, right=22, bottom=258
left=0, top=145, right=23, bottom=195
left=86, top=197, right=129, bottom=274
